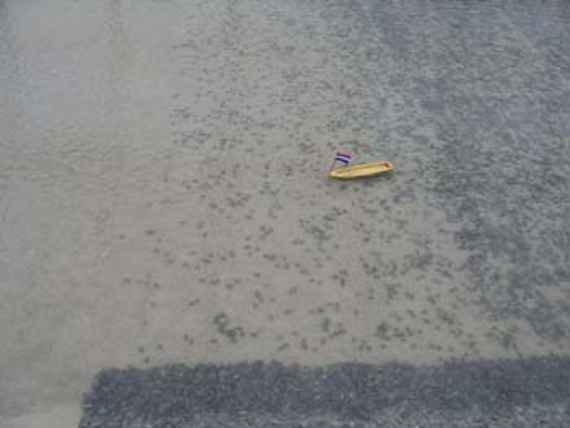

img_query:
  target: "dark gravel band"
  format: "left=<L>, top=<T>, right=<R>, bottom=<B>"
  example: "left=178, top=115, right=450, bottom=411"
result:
left=80, top=356, right=570, bottom=427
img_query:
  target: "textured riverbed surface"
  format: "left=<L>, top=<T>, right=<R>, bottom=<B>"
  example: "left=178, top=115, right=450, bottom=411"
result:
left=1, top=0, right=569, bottom=426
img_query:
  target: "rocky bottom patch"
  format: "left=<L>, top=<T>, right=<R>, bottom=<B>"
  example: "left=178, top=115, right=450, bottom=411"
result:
left=80, top=357, right=570, bottom=427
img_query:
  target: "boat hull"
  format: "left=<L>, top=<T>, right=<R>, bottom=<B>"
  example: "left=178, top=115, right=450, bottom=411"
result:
left=328, top=161, right=393, bottom=180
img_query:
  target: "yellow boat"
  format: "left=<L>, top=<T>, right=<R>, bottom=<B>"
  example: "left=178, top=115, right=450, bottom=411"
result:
left=328, top=161, right=393, bottom=180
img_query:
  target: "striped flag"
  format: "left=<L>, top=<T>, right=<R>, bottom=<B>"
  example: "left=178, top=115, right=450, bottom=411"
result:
left=335, top=151, right=353, bottom=166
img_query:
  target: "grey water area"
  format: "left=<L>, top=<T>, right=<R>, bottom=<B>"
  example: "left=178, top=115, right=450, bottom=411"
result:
left=0, top=0, right=569, bottom=427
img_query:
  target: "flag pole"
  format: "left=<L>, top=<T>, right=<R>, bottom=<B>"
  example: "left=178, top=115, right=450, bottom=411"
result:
left=328, top=156, right=338, bottom=172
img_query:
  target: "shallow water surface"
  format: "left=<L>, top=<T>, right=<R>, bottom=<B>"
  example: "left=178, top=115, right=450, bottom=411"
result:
left=1, top=0, right=569, bottom=426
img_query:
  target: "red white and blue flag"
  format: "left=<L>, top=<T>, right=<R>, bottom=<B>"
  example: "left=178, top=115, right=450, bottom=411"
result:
left=335, top=151, right=353, bottom=166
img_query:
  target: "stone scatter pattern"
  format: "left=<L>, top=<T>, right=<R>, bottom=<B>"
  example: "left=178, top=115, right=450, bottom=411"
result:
left=111, top=0, right=570, bottom=367
left=1, top=0, right=569, bottom=425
